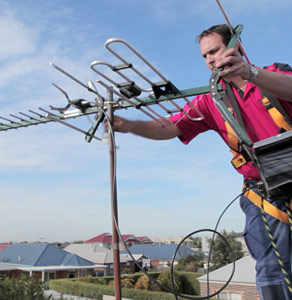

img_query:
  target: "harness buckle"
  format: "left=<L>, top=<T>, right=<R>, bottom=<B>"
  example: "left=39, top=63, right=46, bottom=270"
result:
left=231, top=154, right=247, bottom=169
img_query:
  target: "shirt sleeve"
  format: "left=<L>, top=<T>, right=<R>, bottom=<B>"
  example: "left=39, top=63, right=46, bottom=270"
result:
left=264, top=63, right=292, bottom=74
left=169, top=94, right=212, bottom=144
left=274, top=63, right=292, bottom=73
left=264, top=63, right=292, bottom=113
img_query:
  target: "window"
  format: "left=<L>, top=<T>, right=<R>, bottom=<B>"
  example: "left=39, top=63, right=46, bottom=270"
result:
left=216, top=291, right=242, bottom=300
left=68, top=271, right=75, bottom=278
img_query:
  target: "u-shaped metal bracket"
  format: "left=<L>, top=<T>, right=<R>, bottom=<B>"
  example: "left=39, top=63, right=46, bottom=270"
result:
left=99, top=38, right=204, bottom=121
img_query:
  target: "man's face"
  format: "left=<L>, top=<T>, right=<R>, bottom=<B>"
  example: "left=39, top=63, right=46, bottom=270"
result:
left=200, top=32, right=227, bottom=72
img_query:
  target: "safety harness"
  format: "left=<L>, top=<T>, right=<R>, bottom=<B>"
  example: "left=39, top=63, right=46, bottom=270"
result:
left=223, top=83, right=292, bottom=222
left=225, top=88, right=292, bottom=168
left=244, top=189, right=292, bottom=224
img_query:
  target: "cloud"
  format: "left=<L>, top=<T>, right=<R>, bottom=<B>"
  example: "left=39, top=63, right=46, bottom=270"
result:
left=0, top=123, right=108, bottom=174
left=0, top=10, right=37, bottom=60
left=3, top=0, right=285, bottom=243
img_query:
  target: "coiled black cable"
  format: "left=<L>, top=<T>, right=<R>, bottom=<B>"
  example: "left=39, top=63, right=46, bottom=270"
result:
left=170, top=185, right=255, bottom=299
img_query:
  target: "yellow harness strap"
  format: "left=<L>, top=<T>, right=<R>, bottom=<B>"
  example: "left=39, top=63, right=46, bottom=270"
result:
left=244, top=189, right=292, bottom=224
left=226, top=97, right=292, bottom=169
left=225, top=121, right=238, bottom=151
left=262, top=97, right=292, bottom=131
left=225, top=121, right=248, bottom=168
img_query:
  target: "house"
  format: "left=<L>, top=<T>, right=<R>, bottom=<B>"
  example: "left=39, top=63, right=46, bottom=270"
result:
left=132, top=254, right=150, bottom=271
left=118, top=234, right=143, bottom=250
left=0, top=243, right=11, bottom=251
left=0, top=243, right=105, bottom=282
left=86, top=232, right=112, bottom=249
left=85, top=232, right=152, bottom=250
left=136, top=236, right=153, bottom=244
left=123, top=243, right=201, bottom=270
left=150, top=236, right=195, bottom=249
left=64, top=243, right=135, bottom=275
left=198, top=255, right=259, bottom=300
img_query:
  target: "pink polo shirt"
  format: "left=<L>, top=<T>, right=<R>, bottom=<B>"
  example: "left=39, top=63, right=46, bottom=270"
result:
left=169, top=63, right=292, bottom=179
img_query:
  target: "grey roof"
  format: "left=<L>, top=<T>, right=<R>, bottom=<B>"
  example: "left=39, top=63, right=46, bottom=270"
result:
left=198, top=255, right=256, bottom=285
left=0, top=243, right=94, bottom=267
left=122, top=244, right=200, bottom=260
left=64, top=243, right=131, bottom=264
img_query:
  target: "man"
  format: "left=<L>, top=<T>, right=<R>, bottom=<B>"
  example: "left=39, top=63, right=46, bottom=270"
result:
left=108, top=24, right=292, bottom=299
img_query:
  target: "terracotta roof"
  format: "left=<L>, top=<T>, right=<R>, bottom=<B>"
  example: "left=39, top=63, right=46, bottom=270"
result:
left=121, top=234, right=141, bottom=242
left=85, top=232, right=112, bottom=243
left=85, top=233, right=147, bottom=244
left=0, top=243, right=11, bottom=251
left=137, top=236, right=152, bottom=243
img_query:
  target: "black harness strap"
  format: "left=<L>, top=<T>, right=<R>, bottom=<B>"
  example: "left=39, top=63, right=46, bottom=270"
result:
left=225, top=82, right=246, bottom=132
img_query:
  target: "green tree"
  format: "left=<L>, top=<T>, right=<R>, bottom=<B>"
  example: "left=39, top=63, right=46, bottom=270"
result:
left=157, top=269, right=182, bottom=293
left=0, top=276, right=52, bottom=300
left=175, top=253, right=204, bottom=272
left=121, top=266, right=133, bottom=274
left=190, top=237, right=202, bottom=249
left=208, top=230, right=244, bottom=270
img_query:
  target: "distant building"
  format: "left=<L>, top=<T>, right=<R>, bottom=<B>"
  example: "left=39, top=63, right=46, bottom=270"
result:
left=0, top=243, right=11, bottom=251
left=235, top=235, right=249, bottom=255
left=198, top=255, right=259, bottom=300
left=201, top=236, right=210, bottom=255
left=85, top=232, right=153, bottom=250
left=122, top=243, right=201, bottom=270
left=0, top=243, right=104, bottom=282
left=86, top=232, right=112, bottom=249
left=64, top=243, right=134, bottom=276
left=150, top=236, right=195, bottom=249
left=136, top=236, right=153, bottom=244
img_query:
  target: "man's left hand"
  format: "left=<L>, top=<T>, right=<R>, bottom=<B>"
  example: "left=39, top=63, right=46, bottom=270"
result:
left=216, top=47, right=251, bottom=80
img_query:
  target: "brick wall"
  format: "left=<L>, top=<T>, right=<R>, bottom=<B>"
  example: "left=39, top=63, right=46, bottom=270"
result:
left=200, top=281, right=260, bottom=300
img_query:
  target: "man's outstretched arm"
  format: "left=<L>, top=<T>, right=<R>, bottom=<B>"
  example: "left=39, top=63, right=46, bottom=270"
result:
left=106, top=115, right=181, bottom=140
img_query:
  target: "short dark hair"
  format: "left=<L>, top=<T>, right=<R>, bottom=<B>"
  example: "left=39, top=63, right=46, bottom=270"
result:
left=196, top=24, right=232, bottom=46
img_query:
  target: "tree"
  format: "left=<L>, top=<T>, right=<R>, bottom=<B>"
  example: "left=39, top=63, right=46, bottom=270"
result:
left=208, top=230, right=244, bottom=270
left=0, top=276, right=52, bottom=300
left=190, top=237, right=202, bottom=249
left=134, top=274, right=161, bottom=291
left=175, top=253, right=204, bottom=272
left=121, top=266, right=133, bottom=274
left=157, top=269, right=182, bottom=293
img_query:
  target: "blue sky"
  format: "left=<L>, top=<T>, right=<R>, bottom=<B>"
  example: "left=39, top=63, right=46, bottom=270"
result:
left=0, top=0, right=292, bottom=243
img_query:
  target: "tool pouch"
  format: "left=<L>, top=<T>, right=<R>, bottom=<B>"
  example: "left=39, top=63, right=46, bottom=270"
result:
left=253, top=130, right=292, bottom=199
